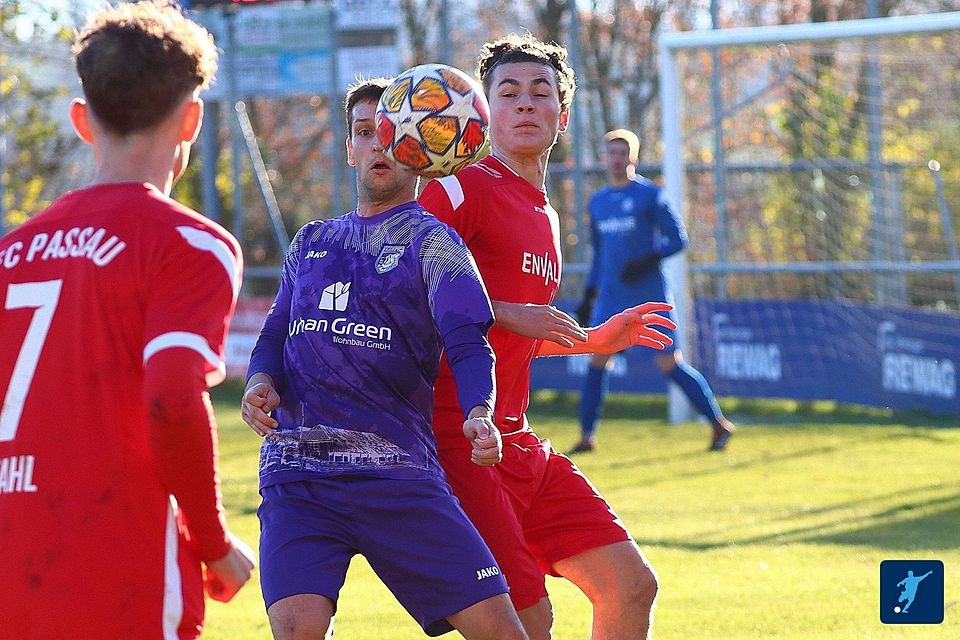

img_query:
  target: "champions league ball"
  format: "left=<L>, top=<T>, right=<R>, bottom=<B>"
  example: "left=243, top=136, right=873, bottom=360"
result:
left=376, top=64, right=490, bottom=178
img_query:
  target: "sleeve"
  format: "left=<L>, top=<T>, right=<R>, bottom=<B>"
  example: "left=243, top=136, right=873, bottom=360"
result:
left=419, top=175, right=483, bottom=243
left=585, top=195, right=602, bottom=291
left=246, top=225, right=308, bottom=391
left=142, top=223, right=241, bottom=388
left=420, top=224, right=495, bottom=416
left=141, top=222, right=243, bottom=562
left=653, top=186, right=688, bottom=258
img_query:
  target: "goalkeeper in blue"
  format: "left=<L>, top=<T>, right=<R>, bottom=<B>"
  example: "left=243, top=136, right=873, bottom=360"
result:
left=241, top=80, right=527, bottom=639
left=573, top=129, right=735, bottom=453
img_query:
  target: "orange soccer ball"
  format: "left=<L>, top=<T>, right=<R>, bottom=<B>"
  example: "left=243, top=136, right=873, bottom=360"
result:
left=376, top=64, right=490, bottom=178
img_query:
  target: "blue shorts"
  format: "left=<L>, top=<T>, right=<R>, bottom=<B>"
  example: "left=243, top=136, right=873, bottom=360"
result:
left=259, top=476, right=509, bottom=636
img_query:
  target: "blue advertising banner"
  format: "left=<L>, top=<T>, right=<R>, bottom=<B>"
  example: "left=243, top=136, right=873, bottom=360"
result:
left=529, top=299, right=960, bottom=415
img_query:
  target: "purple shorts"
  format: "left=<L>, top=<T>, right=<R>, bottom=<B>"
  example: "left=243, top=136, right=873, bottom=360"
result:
left=259, top=476, right=509, bottom=636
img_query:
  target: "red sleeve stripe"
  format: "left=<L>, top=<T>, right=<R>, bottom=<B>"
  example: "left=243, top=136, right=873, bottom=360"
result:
left=163, top=496, right=184, bottom=640
left=175, top=226, right=240, bottom=301
left=143, top=331, right=225, bottom=386
left=436, top=175, right=465, bottom=211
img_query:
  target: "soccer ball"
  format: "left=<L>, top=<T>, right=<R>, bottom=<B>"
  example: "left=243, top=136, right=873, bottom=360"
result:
left=376, top=64, right=490, bottom=178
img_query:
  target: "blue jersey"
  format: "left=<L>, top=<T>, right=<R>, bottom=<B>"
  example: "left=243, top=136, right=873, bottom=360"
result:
left=249, top=203, right=495, bottom=487
left=586, top=177, right=687, bottom=320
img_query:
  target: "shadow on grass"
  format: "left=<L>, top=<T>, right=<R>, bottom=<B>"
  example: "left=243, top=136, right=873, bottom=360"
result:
left=638, top=491, right=960, bottom=551
left=528, top=390, right=958, bottom=428
left=608, top=428, right=951, bottom=487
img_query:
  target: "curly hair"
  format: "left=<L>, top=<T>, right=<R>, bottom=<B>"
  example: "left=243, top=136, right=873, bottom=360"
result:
left=476, top=33, right=576, bottom=110
left=73, top=0, right=218, bottom=136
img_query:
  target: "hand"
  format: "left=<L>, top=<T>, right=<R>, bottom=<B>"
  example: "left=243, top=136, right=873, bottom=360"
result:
left=493, top=301, right=588, bottom=348
left=620, top=254, right=661, bottom=284
left=204, top=532, right=256, bottom=603
left=589, top=301, right=677, bottom=354
left=462, top=409, right=502, bottom=467
left=241, top=373, right=280, bottom=437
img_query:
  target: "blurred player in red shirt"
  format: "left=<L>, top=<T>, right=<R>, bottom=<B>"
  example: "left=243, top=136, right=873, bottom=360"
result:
left=419, top=34, right=674, bottom=640
left=0, top=2, right=255, bottom=638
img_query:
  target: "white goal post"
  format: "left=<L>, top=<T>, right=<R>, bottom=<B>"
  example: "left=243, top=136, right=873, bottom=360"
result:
left=658, top=12, right=960, bottom=422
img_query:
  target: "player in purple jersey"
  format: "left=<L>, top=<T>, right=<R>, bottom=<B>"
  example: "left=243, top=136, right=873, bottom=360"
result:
left=241, top=79, right=528, bottom=640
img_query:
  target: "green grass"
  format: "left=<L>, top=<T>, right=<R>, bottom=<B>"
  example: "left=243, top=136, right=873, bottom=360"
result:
left=205, top=384, right=960, bottom=639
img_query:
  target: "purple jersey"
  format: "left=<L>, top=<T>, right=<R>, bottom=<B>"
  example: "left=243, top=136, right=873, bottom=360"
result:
left=249, top=202, right=494, bottom=487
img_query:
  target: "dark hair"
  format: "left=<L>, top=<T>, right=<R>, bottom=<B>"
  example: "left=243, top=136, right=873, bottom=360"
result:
left=344, top=77, right=392, bottom=130
left=476, top=33, right=576, bottom=110
left=72, top=0, right=217, bottom=137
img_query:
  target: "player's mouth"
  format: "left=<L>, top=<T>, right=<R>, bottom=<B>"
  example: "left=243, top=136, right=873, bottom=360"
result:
left=369, top=160, right=392, bottom=172
left=515, top=120, right=539, bottom=130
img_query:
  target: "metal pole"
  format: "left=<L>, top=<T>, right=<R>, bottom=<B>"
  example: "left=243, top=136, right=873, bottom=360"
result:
left=439, top=0, right=451, bottom=65
left=930, top=160, right=960, bottom=298
left=710, top=0, right=727, bottom=298
left=199, top=99, right=221, bottom=223
left=224, top=7, right=246, bottom=243
left=658, top=27, right=695, bottom=424
left=330, top=5, right=345, bottom=216
left=864, top=0, right=895, bottom=303
left=236, top=101, right=290, bottom=249
left=568, top=1, right=585, bottom=263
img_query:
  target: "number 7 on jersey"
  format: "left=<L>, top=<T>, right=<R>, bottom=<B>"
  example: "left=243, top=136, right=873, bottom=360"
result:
left=1, top=280, right=63, bottom=442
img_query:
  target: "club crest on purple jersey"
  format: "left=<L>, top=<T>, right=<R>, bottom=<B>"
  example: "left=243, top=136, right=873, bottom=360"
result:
left=376, top=245, right=405, bottom=274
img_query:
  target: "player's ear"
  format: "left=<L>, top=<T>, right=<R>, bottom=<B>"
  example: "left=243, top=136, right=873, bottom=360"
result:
left=180, top=97, right=203, bottom=144
left=69, top=99, right=95, bottom=144
left=346, top=137, right=356, bottom=167
left=558, top=108, right=570, bottom=134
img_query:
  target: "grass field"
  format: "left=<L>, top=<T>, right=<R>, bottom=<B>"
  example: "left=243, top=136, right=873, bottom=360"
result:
left=204, top=384, right=959, bottom=639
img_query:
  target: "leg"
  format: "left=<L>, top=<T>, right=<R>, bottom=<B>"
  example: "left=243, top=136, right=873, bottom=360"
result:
left=511, top=437, right=653, bottom=639
left=573, top=353, right=613, bottom=453
left=553, top=541, right=658, bottom=640
left=447, top=593, right=529, bottom=640
left=657, top=350, right=735, bottom=450
left=257, top=482, right=353, bottom=640
left=267, top=594, right=335, bottom=640
left=438, top=446, right=553, bottom=639
left=517, top=597, right=554, bottom=640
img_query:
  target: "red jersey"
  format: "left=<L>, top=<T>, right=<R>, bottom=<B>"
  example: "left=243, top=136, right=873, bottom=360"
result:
left=0, top=183, right=242, bottom=639
left=419, top=156, right=561, bottom=449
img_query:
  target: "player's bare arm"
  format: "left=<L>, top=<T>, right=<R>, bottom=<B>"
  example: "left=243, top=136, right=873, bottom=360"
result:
left=463, top=405, right=503, bottom=467
left=492, top=300, right=588, bottom=347
left=242, top=372, right=280, bottom=436
left=538, top=302, right=677, bottom=357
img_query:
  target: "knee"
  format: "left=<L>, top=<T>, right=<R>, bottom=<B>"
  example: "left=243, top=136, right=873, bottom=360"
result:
left=629, top=563, right=659, bottom=609
left=268, top=611, right=332, bottom=640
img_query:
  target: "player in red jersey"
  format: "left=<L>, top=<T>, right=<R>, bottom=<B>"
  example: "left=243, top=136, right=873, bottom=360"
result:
left=0, top=3, right=255, bottom=638
left=419, top=34, right=675, bottom=640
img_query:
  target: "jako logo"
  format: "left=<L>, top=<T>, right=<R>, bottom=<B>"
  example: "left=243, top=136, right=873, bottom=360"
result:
left=476, top=566, right=501, bottom=580
left=319, top=281, right=351, bottom=312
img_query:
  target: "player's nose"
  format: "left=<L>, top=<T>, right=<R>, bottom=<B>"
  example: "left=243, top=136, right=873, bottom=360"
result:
left=516, top=93, right=534, bottom=112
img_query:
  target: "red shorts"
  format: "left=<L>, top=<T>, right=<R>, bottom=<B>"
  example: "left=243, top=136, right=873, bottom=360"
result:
left=438, top=431, right=631, bottom=611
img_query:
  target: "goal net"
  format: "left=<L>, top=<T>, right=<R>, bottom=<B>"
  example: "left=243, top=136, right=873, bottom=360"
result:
left=658, top=13, right=960, bottom=417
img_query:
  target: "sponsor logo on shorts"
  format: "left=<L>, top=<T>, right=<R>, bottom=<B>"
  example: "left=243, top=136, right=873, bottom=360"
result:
left=476, top=566, right=501, bottom=581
